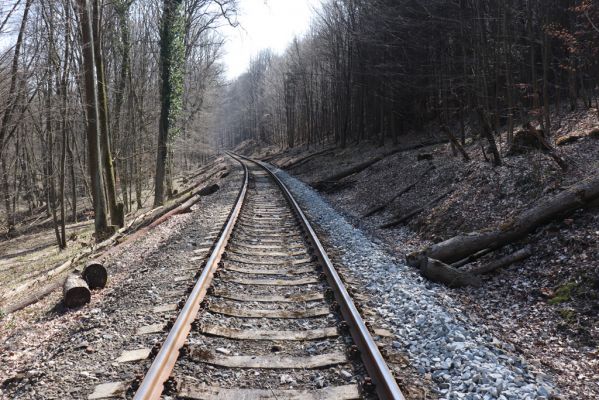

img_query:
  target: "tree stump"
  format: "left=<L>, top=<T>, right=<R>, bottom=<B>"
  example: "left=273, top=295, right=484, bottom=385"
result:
left=83, top=261, right=108, bottom=289
left=63, top=274, right=91, bottom=308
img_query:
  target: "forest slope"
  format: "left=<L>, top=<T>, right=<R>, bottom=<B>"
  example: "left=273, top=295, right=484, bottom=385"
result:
left=239, top=107, right=599, bottom=398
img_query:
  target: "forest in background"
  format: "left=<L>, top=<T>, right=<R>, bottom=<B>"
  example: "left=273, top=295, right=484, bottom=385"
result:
left=0, top=0, right=235, bottom=243
left=218, top=0, right=599, bottom=152
left=2, top=0, right=599, bottom=247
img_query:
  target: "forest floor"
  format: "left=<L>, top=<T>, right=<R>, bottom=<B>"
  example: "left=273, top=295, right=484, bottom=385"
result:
left=0, top=157, right=221, bottom=314
left=0, top=157, right=243, bottom=399
left=239, top=107, right=599, bottom=399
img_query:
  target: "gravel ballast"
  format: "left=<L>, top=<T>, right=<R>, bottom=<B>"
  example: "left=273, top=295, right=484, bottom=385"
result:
left=271, top=166, right=558, bottom=400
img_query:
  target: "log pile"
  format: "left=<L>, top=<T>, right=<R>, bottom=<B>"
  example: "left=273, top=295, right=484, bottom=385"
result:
left=63, top=261, right=108, bottom=308
left=2, top=162, right=230, bottom=314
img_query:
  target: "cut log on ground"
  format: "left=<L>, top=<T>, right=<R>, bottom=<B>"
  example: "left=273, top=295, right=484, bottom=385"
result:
left=409, top=172, right=599, bottom=265
left=380, top=189, right=454, bottom=229
left=1, top=165, right=227, bottom=315
left=467, top=247, right=532, bottom=275
left=82, top=261, right=108, bottom=289
left=63, top=273, right=91, bottom=308
left=409, top=255, right=481, bottom=288
left=362, top=166, right=434, bottom=218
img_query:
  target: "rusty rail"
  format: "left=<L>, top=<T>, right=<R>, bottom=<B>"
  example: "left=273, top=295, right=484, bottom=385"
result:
left=134, top=152, right=404, bottom=399
left=133, top=156, right=248, bottom=400
left=236, top=153, right=405, bottom=400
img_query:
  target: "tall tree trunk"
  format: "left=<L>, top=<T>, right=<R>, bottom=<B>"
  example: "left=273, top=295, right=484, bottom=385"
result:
left=92, top=0, right=121, bottom=227
left=154, top=0, right=184, bottom=207
left=67, top=136, right=77, bottom=222
left=503, top=0, right=514, bottom=144
left=76, top=0, right=109, bottom=238
left=542, top=31, right=551, bottom=136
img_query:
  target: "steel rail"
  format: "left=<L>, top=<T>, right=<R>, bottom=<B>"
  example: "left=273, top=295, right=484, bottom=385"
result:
left=133, top=156, right=249, bottom=400
left=236, top=153, right=405, bottom=400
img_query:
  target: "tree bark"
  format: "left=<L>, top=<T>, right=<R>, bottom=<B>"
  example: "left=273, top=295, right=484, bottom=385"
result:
left=92, top=0, right=121, bottom=227
left=154, top=0, right=184, bottom=207
left=440, top=126, right=470, bottom=162
left=63, top=273, right=91, bottom=308
left=467, top=247, right=532, bottom=275
left=415, top=257, right=482, bottom=288
left=76, top=0, right=109, bottom=238
left=476, top=107, right=502, bottom=167
left=410, top=173, right=599, bottom=265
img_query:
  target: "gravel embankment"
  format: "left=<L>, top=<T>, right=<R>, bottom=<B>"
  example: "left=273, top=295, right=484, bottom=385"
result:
left=272, top=166, right=557, bottom=400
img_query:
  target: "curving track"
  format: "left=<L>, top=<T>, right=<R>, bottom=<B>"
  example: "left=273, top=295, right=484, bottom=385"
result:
left=132, top=154, right=404, bottom=400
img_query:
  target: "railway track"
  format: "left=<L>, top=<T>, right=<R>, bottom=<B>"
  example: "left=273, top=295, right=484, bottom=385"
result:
left=131, top=154, right=404, bottom=400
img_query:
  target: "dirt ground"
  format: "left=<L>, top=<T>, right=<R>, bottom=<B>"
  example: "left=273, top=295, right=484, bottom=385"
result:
left=0, top=157, right=243, bottom=399
left=0, top=159, right=223, bottom=314
left=246, top=107, right=599, bottom=399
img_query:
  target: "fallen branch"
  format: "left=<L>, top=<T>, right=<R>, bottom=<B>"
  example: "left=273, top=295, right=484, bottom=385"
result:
left=362, top=166, right=434, bottom=218
left=279, top=148, right=334, bottom=169
left=451, top=248, right=494, bottom=268
left=380, top=189, right=454, bottom=229
left=409, top=172, right=599, bottom=265
left=313, top=139, right=448, bottom=189
left=441, top=125, right=470, bottom=162
left=467, top=247, right=532, bottom=275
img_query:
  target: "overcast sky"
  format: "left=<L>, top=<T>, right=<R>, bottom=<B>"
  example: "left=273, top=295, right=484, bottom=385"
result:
left=220, top=0, right=322, bottom=80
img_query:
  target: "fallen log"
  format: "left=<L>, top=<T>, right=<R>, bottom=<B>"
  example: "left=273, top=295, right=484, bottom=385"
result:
left=410, top=172, right=599, bottom=265
left=63, top=273, right=91, bottom=308
left=1, top=160, right=232, bottom=315
left=313, top=180, right=355, bottom=193
left=82, top=261, right=108, bottom=289
left=410, top=256, right=481, bottom=288
left=176, top=166, right=227, bottom=199
left=380, top=189, right=454, bottom=229
left=280, top=148, right=334, bottom=169
left=467, top=247, right=532, bottom=275
left=313, top=139, right=449, bottom=188
left=129, top=181, right=219, bottom=232
left=362, top=166, right=434, bottom=218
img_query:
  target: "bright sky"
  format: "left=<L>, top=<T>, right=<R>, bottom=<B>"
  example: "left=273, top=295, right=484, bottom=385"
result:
left=221, top=0, right=322, bottom=80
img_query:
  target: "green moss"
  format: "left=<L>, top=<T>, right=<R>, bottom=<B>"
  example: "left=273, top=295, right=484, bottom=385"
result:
left=558, top=308, right=576, bottom=322
left=549, top=282, right=577, bottom=305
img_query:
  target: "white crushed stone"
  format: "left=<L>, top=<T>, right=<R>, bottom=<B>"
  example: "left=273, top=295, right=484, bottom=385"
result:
left=271, top=166, right=557, bottom=400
